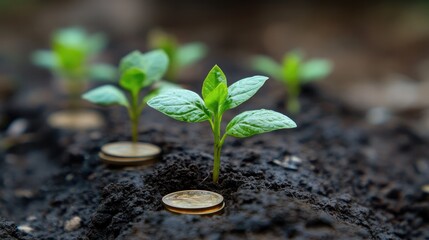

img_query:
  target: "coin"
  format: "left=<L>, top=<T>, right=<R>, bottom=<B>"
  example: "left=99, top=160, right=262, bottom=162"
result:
left=98, top=152, right=158, bottom=166
left=162, top=190, right=224, bottom=215
left=101, top=142, right=161, bottom=158
left=48, top=110, right=104, bottom=130
left=164, top=202, right=225, bottom=215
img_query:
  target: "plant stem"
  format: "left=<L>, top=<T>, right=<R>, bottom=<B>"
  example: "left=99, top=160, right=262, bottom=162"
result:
left=212, top=114, right=225, bottom=183
left=286, top=83, right=300, bottom=114
left=129, top=91, right=140, bottom=143
left=287, top=95, right=300, bottom=114
left=67, top=79, right=84, bottom=110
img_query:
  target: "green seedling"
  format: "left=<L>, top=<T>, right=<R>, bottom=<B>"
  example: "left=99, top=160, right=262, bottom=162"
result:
left=32, top=27, right=116, bottom=108
left=82, top=50, right=172, bottom=142
left=252, top=51, right=333, bottom=113
left=148, top=65, right=296, bottom=183
left=148, top=29, right=207, bottom=81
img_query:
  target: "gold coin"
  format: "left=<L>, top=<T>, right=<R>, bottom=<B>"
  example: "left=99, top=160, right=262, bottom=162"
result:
left=101, top=142, right=161, bottom=158
left=165, top=202, right=225, bottom=215
left=98, top=152, right=158, bottom=166
left=48, top=110, right=104, bottom=130
left=162, top=190, right=224, bottom=210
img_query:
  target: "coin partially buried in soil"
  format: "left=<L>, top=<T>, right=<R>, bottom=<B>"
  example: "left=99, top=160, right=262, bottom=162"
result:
left=99, top=142, right=161, bottom=166
left=47, top=109, right=105, bottom=130
left=162, top=190, right=225, bottom=215
left=101, top=142, right=161, bottom=158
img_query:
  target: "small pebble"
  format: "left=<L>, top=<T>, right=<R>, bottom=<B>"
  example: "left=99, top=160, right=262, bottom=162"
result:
left=6, top=119, right=28, bottom=137
left=366, top=107, right=391, bottom=125
left=64, top=216, right=81, bottom=232
left=65, top=174, right=74, bottom=181
left=26, top=215, right=37, bottom=221
left=273, top=155, right=302, bottom=171
left=17, top=224, right=33, bottom=233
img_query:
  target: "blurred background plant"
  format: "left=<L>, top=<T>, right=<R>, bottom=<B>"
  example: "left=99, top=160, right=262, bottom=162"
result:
left=32, top=27, right=116, bottom=109
left=252, top=50, right=333, bottom=113
left=1, top=0, right=429, bottom=135
left=148, top=29, right=207, bottom=81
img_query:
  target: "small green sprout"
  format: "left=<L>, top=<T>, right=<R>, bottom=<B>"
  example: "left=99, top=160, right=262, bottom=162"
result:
left=148, top=65, right=296, bottom=183
left=32, top=27, right=116, bottom=107
left=148, top=30, right=207, bottom=81
left=82, top=50, right=171, bottom=142
left=252, top=51, right=333, bottom=113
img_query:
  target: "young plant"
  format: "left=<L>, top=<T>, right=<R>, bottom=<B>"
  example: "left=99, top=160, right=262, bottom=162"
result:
left=82, top=50, right=170, bottom=143
left=32, top=27, right=116, bottom=108
left=148, top=65, right=296, bottom=183
left=148, top=29, right=207, bottom=81
left=252, top=51, right=333, bottom=113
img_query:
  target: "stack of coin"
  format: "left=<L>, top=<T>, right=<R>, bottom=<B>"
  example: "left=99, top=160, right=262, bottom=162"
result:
left=99, top=141, right=161, bottom=166
left=162, top=190, right=225, bottom=215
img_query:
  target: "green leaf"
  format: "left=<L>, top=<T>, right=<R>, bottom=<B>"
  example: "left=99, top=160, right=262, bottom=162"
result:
left=140, top=49, right=169, bottom=85
left=143, top=81, right=182, bottom=103
left=119, top=51, right=142, bottom=73
left=119, top=50, right=169, bottom=86
left=147, top=89, right=210, bottom=122
left=251, top=56, right=282, bottom=80
left=88, top=63, right=116, bottom=81
left=202, top=65, right=227, bottom=99
left=226, top=109, right=296, bottom=138
left=176, top=42, right=207, bottom=68
left=82, top=85, right=129, bottom=107
left=32, top=50, right=59, bottom=70
left=300, top=59, right=332, bottom=83
left=119, top=68, right=146, bottom=93
left=204, top=82, right=228, bottom=114
left=225, top=76, right=268, bottom=110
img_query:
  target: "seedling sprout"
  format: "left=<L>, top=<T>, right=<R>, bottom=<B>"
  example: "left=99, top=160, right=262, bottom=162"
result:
left=149, top=30, right=207, bottom=81
left=32, top=27, right=116, bottom=108
left=148, top=65, right=296, bottom=183
left=82, top=50, right=173, bottom=142
left=252, top=50, right=333, bottom=113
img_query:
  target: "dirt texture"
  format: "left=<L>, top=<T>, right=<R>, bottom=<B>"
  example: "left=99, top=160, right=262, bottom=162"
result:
left=1, top=83, right=429, bottom=240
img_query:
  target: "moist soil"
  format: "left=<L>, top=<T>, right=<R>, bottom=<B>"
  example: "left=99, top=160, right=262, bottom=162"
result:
left=1, top=82, right=428, bottom=240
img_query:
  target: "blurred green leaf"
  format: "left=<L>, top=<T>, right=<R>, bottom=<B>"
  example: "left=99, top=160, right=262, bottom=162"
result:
left=251, top=56, right=282, bottom=80
left=119, top=68, right=146, bottom=94
left=119, top=50, right=169, bottom=86
left=176, top=42, right=207, bottom=68
left=82, top=85, right=129, bottom=107
left=31, top=50, right=59, bottom=70
left=300, top=59, right=333, bottom=83
left=88, top=63, right=116, bottom=81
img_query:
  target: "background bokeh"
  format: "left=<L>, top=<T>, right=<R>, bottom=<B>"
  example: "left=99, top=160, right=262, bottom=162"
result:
left=1, top=0, right=429, bottom=133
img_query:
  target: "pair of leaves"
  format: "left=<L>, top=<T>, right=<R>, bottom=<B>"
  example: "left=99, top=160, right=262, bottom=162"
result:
left=251, top=53, right=333, bottom=84
left=119, top=50, right=169, bottom=93
left=147, top=65, right=296, bottom=138
left=53, top=27, right=107, bottom=72
left=82, top=50, right=170, bottom=108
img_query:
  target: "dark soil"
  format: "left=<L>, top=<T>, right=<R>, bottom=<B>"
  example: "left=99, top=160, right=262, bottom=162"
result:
left=1, top=82, right=429, bottom=240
